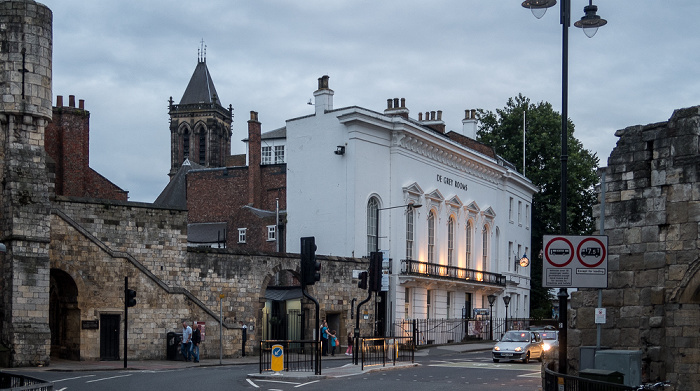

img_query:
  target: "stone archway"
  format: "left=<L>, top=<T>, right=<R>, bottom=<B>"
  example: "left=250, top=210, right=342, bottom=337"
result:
left=49, top=269, right=81, bottom=360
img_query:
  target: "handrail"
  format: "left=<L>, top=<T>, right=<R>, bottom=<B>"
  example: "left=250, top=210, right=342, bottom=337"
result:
left=401, top=259, right=506, bottom=286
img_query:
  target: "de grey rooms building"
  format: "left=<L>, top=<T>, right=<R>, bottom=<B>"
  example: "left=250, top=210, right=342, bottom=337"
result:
left=283, top=76, right=537, bottom=335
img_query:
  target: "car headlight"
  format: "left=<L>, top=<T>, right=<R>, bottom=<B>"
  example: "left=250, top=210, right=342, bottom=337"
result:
left=494, top=346, right=500, bottom=351
left=543, top=343, right=551, bottom=351
left=514, top=347, right=523, bottom=352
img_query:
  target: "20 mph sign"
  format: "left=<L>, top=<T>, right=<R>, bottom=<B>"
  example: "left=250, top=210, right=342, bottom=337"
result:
left=543, top=235, right=608, bottom=288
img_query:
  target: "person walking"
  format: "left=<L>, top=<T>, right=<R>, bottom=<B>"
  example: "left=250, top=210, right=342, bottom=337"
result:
left=181, top=321, right=193, bottom=361
left=345, top=331, right=353, bottom=356
left=330, top=330, right=338, bottom=356
left=321, top=320, right=329, bottom=356
left=191, top=324, right=202, bottom=363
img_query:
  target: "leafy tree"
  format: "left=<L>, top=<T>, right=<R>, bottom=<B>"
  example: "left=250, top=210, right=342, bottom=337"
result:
left=476, top=94, right=599, bottom=316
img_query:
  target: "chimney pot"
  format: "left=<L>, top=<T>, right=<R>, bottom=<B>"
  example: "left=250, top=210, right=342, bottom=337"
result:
left=56, top=95, right=63, bottom=107
left=250, top=111, right=258, bottom=121
left=400, top=98, right=406, bottom=108
left=430, top=111, right=436, bottom=121
left=69, top=95, right=75, bottom=107
left=387, top=99, right=392, bottom=109
left=437, top=110, right=442, bottom=121
left=393, top=98, right=399, bottom=108
left=471, top=109, right=477, bottom=119
left=79, top=99, right=84, bottom=109
left=418, top=112, right=423, bottom=121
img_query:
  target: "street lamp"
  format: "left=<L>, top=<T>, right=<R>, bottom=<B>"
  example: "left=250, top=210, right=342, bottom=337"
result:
left=487, top=294, right=496, bottom=340
left=503, top=296, right=511, bottom=332
left=515, top=252, right=530, bottom=268
left=521, top=0, right=606, bottom=375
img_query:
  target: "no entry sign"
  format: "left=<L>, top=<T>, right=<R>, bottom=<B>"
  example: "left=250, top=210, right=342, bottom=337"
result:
left=543, top=235, right=608, bottom=288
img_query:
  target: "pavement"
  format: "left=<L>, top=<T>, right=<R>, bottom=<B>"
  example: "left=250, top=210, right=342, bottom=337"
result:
left=8, top=342, right=494, bottom=380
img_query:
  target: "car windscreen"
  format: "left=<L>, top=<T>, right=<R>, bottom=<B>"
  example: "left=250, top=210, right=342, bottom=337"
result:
left=501, top=331, right=530, bottom=342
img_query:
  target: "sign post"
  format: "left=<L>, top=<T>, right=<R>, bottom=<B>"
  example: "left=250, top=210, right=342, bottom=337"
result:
left=543, top=235, right=608, bottom=288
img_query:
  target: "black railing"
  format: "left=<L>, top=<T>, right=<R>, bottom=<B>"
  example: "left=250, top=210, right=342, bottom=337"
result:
left=401, top=259, right=506, bottom=286
left=259, top=340, right=321, bottom=375
left=544, top=365, right=635, bottom=391
left=0, top=373, right=53, bottom=390
left=359, top=337, right=414, bottom=371
left=394, top=317, right=560, bottom=344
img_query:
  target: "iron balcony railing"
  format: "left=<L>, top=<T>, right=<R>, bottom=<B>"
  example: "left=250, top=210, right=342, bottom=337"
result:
left=401, top=259, right=506, bottom=286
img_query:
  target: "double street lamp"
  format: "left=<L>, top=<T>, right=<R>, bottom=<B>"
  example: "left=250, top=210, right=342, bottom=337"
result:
left=521, top=0, right=607, bottom=375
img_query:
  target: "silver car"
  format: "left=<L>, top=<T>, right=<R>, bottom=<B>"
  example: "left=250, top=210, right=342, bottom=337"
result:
left=492, top=330, right=545, bottom=363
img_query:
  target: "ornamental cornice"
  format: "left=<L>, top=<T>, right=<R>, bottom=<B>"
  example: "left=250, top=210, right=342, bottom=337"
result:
left=393, top=132, right=503, bottom=184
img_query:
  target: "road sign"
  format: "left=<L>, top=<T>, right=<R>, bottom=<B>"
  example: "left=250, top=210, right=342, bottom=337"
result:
left=543, top=235, right=608, bottom=288
left=271, top=344, right=284, bottom=372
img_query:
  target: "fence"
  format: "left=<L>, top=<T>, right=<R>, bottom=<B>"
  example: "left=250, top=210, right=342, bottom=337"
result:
left=259, top=340, right=321, bottom=375
left=359, top=337, right=414, bottom=371
left=393, top=318, right=559, bottom=344
left=0, top=373, right=53, bottom=391
left=543, top=365, right=635, bottom=391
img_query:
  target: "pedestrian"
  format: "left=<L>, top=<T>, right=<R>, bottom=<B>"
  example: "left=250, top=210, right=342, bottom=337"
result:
left=345, top=332, right=353, bottom=356
left=191, top=323, right=202, bottom=363
left=321, top=320, right=329, bottom=356
left=181, top=321, right=192, bottom=361
left=330, top=330, right=338, bottom=356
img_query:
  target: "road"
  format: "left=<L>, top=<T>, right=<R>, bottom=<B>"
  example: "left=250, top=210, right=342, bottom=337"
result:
left=6, top=350, right=543, bottom=391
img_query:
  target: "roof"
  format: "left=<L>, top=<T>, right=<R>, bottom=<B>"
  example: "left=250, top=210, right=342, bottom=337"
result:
left=153, top=159, right=204, bottom=208
left=179, top=60, right=221, bottom=105
left=187, top=222, right=227, bottom=244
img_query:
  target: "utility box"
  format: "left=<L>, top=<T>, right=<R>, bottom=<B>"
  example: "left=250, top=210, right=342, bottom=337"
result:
left=595, top=350, right=642, bottom=387
left=580, top=368, right=625, bottom=384
left=580, top=346, right=608, bottom=370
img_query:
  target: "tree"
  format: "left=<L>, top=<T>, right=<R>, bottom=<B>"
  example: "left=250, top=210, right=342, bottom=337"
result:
left=476, top=94, right=600, bottom=316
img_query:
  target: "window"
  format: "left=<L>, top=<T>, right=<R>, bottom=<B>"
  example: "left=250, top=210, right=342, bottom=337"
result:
left=516, top=244, right=522, bottom=272
left=404, top=288, right=411, bottom=319
left=267, top=225, right=276, bottom=241
left=427, top=211, right=436, bottom=263
left=526, top=205, right=530, bottom=229
left=464, top=293, right=472, bottom=319
left=482, top=225, right=488, bottom=271
left=405, top=208, right=415, bottom=259
left=509, top=197, right=514, bottom=222
left=508, top=241, right=514, bottom=272
left=367, top=197, right=379, bottom=255
left=447, top=292, right=452, bottom=320
left=448, top=217, right=455, bottom=267
left=518, top=201, right=522, bottom=225
left=426, top=290, right=432, bottom=319
left=465, top=220, right=472, bottom=269
left=183, top=130, right=190, bottom=159
left=274, top=145, right=285, bottom=164
left=238, top=228, right=247, bottom=243
left=199, top=131, right=206, bottom=164
left=261, top=146, right=272, bottom=165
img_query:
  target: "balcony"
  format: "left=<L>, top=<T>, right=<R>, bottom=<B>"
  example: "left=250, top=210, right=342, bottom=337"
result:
left=400, top=259, right=506, bottom=287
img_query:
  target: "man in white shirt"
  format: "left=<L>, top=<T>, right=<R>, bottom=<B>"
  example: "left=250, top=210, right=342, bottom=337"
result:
left=181, top=321, right=193, bottom=361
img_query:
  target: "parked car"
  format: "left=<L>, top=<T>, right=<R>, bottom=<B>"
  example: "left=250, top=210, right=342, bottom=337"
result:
left=492, top=330, right=545, bottom=363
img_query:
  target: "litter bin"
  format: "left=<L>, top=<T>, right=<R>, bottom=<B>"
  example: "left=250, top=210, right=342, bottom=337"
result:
left=167, top=332, right=183, bottom=360
left=579, top=369, right=625, bottom=385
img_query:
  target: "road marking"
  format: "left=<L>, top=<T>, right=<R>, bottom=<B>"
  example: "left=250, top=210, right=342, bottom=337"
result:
left=85, top=374, right=132, bottom=383
left=246, top=379, right=259, bottom=388
left=295, top=380, right=320, bottom=387
left=428, top=362, right=540, bottom=372
left=52, top=375, right=96, bottom=382
left=256, top=379, right=301, bottom=385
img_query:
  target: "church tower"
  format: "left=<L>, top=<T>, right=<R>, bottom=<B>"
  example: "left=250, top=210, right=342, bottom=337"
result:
left=168, top=46, right=233, bottom=179
left=0, top=0, right=53, bottom=366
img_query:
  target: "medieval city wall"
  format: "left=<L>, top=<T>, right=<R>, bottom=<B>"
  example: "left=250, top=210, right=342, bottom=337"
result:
left=570, top=105, right=700, bottom=389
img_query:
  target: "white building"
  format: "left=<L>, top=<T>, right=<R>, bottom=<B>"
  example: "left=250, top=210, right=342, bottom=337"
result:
left=280, top=76, right=536, bottom=336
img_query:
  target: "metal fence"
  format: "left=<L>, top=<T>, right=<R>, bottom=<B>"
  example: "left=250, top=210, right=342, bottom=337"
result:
left=543, top=366, right=635, bottom=391
left=0, top=373, right=53, bottom=391
left=393, top=317, right=559, bottom=344
left=359, top=337, right=414, bottom=371
left=259, top=340, right=321, bottom=375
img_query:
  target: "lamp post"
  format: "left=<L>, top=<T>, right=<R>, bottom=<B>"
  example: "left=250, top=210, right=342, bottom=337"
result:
left=521, top=0, right=606, bottom=375
left=373, top=202, right=422, bottom=337
left=487, top=294, right=496, bottom=340
left=503, top=295, right=511, bottom=332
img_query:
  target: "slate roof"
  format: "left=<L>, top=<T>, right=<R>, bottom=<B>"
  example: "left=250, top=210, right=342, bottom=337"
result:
left=179, top=60, right=221, bottom=105
left=153, top=159, right=204, bottom=208
left=187, top=222, right=227, bottom=245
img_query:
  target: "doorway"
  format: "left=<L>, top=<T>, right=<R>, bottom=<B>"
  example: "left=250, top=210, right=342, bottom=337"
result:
left=100, top=314, right=120, bottom=361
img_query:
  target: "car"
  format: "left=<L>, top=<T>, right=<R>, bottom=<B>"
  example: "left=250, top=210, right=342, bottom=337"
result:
left=492, top=330, right=545, bottom=363
left=539, top=330, right=559, bottom=353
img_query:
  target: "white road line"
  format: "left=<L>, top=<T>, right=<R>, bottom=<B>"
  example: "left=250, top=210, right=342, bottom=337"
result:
left=56, top=388, right=67, bottom=391
left=255, top=379, right=301, bottom=385
left=85, top=374, right=132, bottom=383
left=52, top=374, right=96, bottom=382
left=295, top=380, right=320, bottom=387
left=246, top=378, right=259, bottom=388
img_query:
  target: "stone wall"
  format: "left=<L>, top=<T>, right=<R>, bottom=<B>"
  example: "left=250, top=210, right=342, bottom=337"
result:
left=571, top=105, right=700, bottom=389
left=49, top=196, right=372, bottom=361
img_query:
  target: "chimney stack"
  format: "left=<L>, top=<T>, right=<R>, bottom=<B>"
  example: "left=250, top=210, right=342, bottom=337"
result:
left=462, top=109, right=478, bottom=139
left=313, top=75, right=334, bottom=115
left=383, top=97, right=409, bottom=119
left=420, top=108, right=445, bottom=134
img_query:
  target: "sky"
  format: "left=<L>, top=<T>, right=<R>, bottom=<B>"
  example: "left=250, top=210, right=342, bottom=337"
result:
left=39, top=0, right=700, bottom=203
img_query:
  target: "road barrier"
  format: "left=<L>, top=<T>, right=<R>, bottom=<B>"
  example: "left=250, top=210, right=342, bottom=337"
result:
left=259, top=340, right=321, bottom=375
left=359, top=336, right=414, bottom=371
left=0, top=373, right=53, bottom=390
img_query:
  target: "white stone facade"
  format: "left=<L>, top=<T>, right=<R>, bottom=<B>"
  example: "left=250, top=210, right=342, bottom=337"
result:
left=283, top=76, right=536, bottom=330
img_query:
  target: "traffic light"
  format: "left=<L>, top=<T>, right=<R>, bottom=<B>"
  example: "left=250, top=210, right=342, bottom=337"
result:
left=369, top=252, right=383, bottom=292
left=300, top=236, right=320, bottom=286
left=125, top=288, right=137, bottom=307
left=357, top=271, right=368, bottom=290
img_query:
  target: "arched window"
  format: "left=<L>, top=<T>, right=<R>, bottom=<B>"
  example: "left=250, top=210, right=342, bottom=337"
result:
left=482, top=225, right=489, bottom=271
left=199, top=130, right=206, bottom=164
left=465, top=220, right=472, bottom=269
left=428, top=211, right=436, bottom=263
left=448, top=216, right=455, bottom=267
left=367, top=197, right=379, bottom=256
left=405, top=207, right=415, bottom=260
left=183, top=129, right=190, bottom=160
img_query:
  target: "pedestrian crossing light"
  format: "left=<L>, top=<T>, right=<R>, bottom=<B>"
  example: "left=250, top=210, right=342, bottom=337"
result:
left=126, top=288, right=137, bottom=307
left=369, top=252, right=383, bottom=292
left=300, top=236, right=320, bottom=287
left=357, top=271, right=368, bottom=290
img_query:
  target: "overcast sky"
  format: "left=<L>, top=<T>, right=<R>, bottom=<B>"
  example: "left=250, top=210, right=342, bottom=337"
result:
left=39, top=0, right=700, bottom=203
